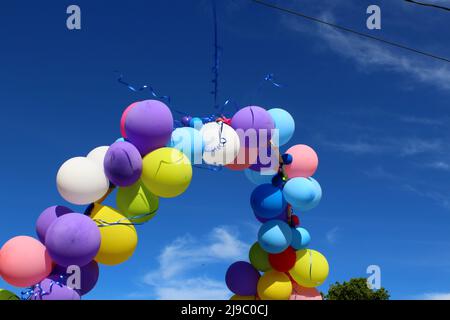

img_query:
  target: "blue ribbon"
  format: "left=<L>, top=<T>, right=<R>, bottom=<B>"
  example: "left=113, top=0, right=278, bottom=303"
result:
left=115, top=72, right=171, bottom=104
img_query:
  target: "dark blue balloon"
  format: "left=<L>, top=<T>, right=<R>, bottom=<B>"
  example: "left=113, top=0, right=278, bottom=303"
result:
left=250, top=184, right=287, bottom=220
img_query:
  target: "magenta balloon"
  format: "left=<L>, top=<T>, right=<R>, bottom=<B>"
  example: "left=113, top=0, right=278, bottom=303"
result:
left=45, top=213, right=101, bottom=267
left=36, top=206, right=73, bottom=243
left=123, top=100, right=174, bottom=156
left=51, top=261, right=99, bottom=296
left=231, top=106, right=275, bottom=148
left=104, top=141, right=142, bottom=187
left=30, top=278, right=80, bottom=300
left=225, top=261, right=260, bottom=296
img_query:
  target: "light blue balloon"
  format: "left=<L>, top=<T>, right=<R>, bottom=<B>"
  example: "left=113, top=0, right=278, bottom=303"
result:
left=291, top=227, right=311, bottom=250
left=244, top=169, right=276, bottom=185
left=268, top=108, right=295, bottom=146
left=257, top=220, right=292, bottom=254
left=115, top=137, right=126, bottom=143
left=283, top=177, right=316, bottom=208
left=293, top=177, right=322, bottom=212
left=189, top=117, right=204, bottom=130
left=168, top=127, right=204, bottom=164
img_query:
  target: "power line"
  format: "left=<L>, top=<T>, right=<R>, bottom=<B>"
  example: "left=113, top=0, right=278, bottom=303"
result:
left=405, top=0, right=450, bottom=12
left=250, top=0, right=450, bottom=64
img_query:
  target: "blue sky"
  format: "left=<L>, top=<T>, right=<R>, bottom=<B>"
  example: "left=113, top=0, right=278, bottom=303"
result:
left=1, top=0, right=450, bottom=300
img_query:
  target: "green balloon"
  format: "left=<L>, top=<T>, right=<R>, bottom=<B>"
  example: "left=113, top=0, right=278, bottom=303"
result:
left=0, top=289, right=19, bottom=300
left=116, top=180, right=159, bottom=224
left=249, top=242, right=271, bottom=272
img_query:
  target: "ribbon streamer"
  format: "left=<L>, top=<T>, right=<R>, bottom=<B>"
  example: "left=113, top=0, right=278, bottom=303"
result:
left=116, top=72, right=171, bottom=104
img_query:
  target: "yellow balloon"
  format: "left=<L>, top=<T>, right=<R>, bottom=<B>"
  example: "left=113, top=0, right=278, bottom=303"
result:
left=141, top=147, right=193, bottom=198
left=289, top=249, right=329, bottom=288
left=257, top=270, right=292, bottom=300
left=90, top=204, right=138, bottom=266
left=230, top=295, right=257, bottom=300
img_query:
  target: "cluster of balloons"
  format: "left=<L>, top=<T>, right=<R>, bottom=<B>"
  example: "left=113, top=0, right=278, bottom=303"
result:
left=0, top=99, right=328, bottom=300
left=224, top=111, right=329, bottom=300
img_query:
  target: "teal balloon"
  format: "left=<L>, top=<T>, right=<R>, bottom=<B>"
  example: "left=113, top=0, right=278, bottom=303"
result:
left=258, top=220, right=292, bottom=254
left=189, top=117, right=203, bottom=130
left=292, top=177, right=322, bottom=212
left=268, top=108, right=295, bottom=146
left=283, top=177, right=316, bottom=209
left=115, top=137, right=126, bottom=143
left=291, top=227, right=311, bottom=250
left=244, top=168, right=276, bottom=185
left=168, top=127, right=204, bottom=163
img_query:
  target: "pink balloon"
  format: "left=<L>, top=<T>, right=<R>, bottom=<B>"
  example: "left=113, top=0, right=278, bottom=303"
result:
left=284, top=144, right=318, bottom=178
left=0, top=236, right=53, bottom=287
left=120, top=102, right=139, bottom=138
left=289, top=283, right=322, bottom=300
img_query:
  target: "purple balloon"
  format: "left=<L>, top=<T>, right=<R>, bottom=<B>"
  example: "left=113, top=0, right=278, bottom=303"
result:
left=104, top=141, right=142, bottom=187
left=51, top=261, right=99, bottom=296
left=30, top=278, right=80, bottom=300
left=225, top=261, right=260, bottom=296
left=231, top=106, right=275, bottom=148
left=45, top=213, right=101, bottom=267
left=36, top=206, right=73, bottom=243
left=124, top=100, right=174, bottom=156
left=181, top=116, right=192, bottom=127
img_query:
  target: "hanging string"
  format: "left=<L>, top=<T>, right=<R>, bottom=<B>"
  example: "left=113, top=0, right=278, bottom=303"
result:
left=211, top=0, right=221, bottom=110
left=115, top=72, right=171, bottom=104
left=93, top=209, right=158, bottom=227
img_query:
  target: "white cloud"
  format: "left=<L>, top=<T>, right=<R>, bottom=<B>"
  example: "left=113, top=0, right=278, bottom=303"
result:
left=140, top=227, right=250, bottom=300
left=326, top=227, right=339, bottom=244
left=421, top=292, right=450, bottom=300
left=283, top=12, right=450, bottom=91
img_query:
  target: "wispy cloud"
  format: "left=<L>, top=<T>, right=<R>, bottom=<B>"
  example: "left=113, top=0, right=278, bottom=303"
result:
left=420, top=292, right=450, bottom=300
left=283, top=12, right=450, bottom=91
left=138, top=227, right=249, bottom=300
left=424, top=161, right=450, bottom=171
left=326, top=227, right=340, bottom=245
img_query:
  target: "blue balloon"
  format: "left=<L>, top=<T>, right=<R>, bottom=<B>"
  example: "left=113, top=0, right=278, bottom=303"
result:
left=292, top=177, right=322, bottom=212
left=268, top=108, right=295, bottom=146
left=258, top=220, right=292, bottom=254
left=168, top=127, right=204, bottom=163
left=251, top=184, right=287, bottom=220
left=189, top=117, right=204, bottom=130
left=244, top=169, right=276, bottom=185
left=291, top=227, right=311, bottom=250
left=282, top=177, right=316, bottom=209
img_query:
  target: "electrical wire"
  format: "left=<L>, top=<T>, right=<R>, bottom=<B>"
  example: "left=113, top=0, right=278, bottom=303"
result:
left=405, top=0, right=450, bottom=12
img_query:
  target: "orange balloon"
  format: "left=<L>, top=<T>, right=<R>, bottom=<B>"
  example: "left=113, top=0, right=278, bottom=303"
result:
left=226, top=147, right=258, bottom=171
left=0, top=236, right=53, bottom=287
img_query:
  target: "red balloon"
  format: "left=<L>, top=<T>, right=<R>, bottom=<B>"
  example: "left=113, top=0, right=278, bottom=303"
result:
left=268, top=247, right=296, bottom=272
left=291, top=215, right=300, bottom=227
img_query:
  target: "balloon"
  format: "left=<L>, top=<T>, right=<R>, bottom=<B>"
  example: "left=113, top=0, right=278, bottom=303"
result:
left=284, top=145, right=318, bottom=178
left=225, top=261, right=260, bottom=296
left=249, top=144, right=280, bottom=172
left=189, top=117, right=203, bottom=130
left=256, top=210, right=288, bottom=224
left=51, top=260, right=99, bottom=296
left=181, top=116, right=192, bottom=127
left=282, top=177, right=316, bottom=208
left=230, top=295, right=257, bottom=300
left=121, top=100, right=174, bottom=156
left=258, top=220, right=292, bottom=254
left=168, top=127, right=204, bottom=164
left=231, top=106, right=275, bottom=148
left=249, top=242, right=271, bottom=272
left=268, top=247, right=296, bottom=272
left=0, top=236, right=53, bottom=287
left=115, top=137, right=126, bottom=143
left=244, top=168, right=277, bottom=185
left=36, top=206, right=73, bottom=243
left=226, top=147, right=258, bottom=171
left=90, top=204, right=138, bottom=266
left=250, top=184, right=287, bottom=220
left=200, top=122, right=240, bottom=166
left=56, top=157, right=109, bottom=205
left=104, top=141, right=143, bottom=187
left=290, top=283, right=322, bottom=300
left=293, top=177, right=322, bottom=212
left=120, top=102, right=139, bottom=138
left=141, top=147, right=192, bottom=198
left=289, top=249, right=329, bottom=288
left=268, top=108, right=295, bottom=146
left=257, top=270, right=292, bottom=300
left=87, top=146, right=109, bottom=168
left=116, top=180, right=159, bottom=224
left=0, top=289, right=19, bottom=300
left=29, top=278, right=80, bottom=300
left=291, top=227, right=311, bottom=250
left=45, top=213, right=101, bottom=267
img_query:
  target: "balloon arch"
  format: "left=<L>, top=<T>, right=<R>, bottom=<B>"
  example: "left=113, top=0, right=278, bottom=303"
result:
left=0, top=101, right=329, bottom=300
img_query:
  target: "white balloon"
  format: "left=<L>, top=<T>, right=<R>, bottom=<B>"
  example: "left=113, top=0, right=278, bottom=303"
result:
left=56, top=157, right=109, bottom=205
left=86, top=146, right=109, bottom=168
left=200, top=122, right=240, bottom=166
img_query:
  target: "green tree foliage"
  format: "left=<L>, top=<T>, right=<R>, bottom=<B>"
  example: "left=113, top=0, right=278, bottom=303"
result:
left=324, top=278, right=390, bottom=300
